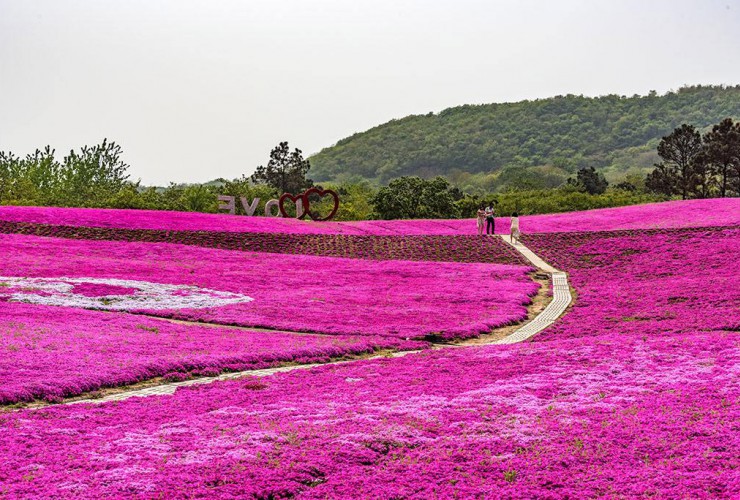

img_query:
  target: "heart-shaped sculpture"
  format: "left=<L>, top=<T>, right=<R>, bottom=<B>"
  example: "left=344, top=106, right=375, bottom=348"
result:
left=278, top=192, right=308, bottom=219
left=303, top=187, right=340, bottom=221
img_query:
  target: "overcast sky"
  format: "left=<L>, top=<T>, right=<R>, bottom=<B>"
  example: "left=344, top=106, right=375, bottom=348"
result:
left=1, top=0, right=739, bottom=185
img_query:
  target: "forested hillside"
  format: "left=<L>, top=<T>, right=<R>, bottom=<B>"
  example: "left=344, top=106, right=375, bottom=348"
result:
left=310, top=85, right=740, bottom=193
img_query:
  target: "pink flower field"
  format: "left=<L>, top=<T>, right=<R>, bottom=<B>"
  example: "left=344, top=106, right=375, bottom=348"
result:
left=0, top=233, right=537, bottom=339
left=0, top=200, right=739, bottom=497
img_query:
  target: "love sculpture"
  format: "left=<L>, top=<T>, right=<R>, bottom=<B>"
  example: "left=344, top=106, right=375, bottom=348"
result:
left=217, top=188, right=340, bottom=222
left=279, top=188, right=340, bottom=222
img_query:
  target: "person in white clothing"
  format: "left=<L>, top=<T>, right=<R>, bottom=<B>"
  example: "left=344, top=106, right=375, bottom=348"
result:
left=476, top=204, right=486, bottom=235
left=510, top=212, right=520, bottom=244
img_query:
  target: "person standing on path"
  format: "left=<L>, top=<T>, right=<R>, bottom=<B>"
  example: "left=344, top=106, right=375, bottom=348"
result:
left=510, top=212, right=520, bottom=244
left=485, top=203, right=495, bottom=235
left=476, top=204, right=486, bottom=235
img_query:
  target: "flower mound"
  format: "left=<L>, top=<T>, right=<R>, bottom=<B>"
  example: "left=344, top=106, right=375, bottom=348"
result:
left=0, top=233, right=538, bottom=339
left=0, top=302, right=426, bottom=404
left=522, top=226, right=739, bottom=341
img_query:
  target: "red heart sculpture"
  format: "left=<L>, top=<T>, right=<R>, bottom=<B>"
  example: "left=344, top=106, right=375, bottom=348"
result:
left=303, top=187, right=340, bottom=221
left=278, top=192, right=309, bottom=219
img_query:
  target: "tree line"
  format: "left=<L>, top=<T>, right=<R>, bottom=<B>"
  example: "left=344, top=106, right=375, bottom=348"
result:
left=0, top=129, right=735, bottom=221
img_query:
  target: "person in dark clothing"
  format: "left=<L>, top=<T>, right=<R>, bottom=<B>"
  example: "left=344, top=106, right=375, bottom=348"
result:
left=484, top=203, right=495, bottom=235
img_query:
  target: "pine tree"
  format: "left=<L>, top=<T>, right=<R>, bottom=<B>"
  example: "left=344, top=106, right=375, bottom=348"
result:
left=250, top=142, right=313, bottom=194
left=702, top=118, right=740, bottom=197
left=648, top=125, right=704, bottom=200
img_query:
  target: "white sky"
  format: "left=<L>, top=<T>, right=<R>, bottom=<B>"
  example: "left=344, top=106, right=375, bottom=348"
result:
left=1, top=0, right=739, bottom=185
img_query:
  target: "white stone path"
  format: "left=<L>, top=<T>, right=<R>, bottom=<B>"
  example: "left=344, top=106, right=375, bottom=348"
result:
left=64, top=236, right=572, bottom=405
left=493, top=235, right=573, bottom=344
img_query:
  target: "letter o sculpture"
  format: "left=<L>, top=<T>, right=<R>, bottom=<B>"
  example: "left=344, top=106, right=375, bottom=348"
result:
left=264, top=199, right=281, bottom=217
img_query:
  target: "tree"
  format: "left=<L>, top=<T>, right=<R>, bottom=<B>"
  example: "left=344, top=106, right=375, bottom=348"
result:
left=0, top=150, right=38, bottom=203
left=496, top=166, right=549, bottom=191
left=331, top=181, right=376, bottom=221
left=613, top=182, right=636, bottom=191
left=702, top=118, right=740, bottom=197
left=688, top=151, right=714, bottom=199
left=567, top=167, right=608, bottom=195
left=645, top=163, right=678, bottom=197
left=648, top=124, right=704, bottom=200
left=250, top=141, right=313, bottom=194
left=455, top=193, right=499, bottom=218
left=179, top=184, right=217, bottom=212
left=371, top=176, right=461, bottom=219
left=0, top=140, right=130, bottom=206
left=60, top=139, right=131, bottom=207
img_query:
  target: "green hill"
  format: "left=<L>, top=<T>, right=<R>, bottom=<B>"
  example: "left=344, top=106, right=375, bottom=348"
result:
left=310, top=85, right=740, bottom=193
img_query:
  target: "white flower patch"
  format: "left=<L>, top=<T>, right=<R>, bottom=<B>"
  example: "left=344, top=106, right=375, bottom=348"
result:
left=0, top=276, right=253, bottom=311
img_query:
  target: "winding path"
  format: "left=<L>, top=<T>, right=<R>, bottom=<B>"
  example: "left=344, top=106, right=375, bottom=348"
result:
left=64, top=236, right=572, bottom=405
left=493, top=235, right=572, bottom=344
